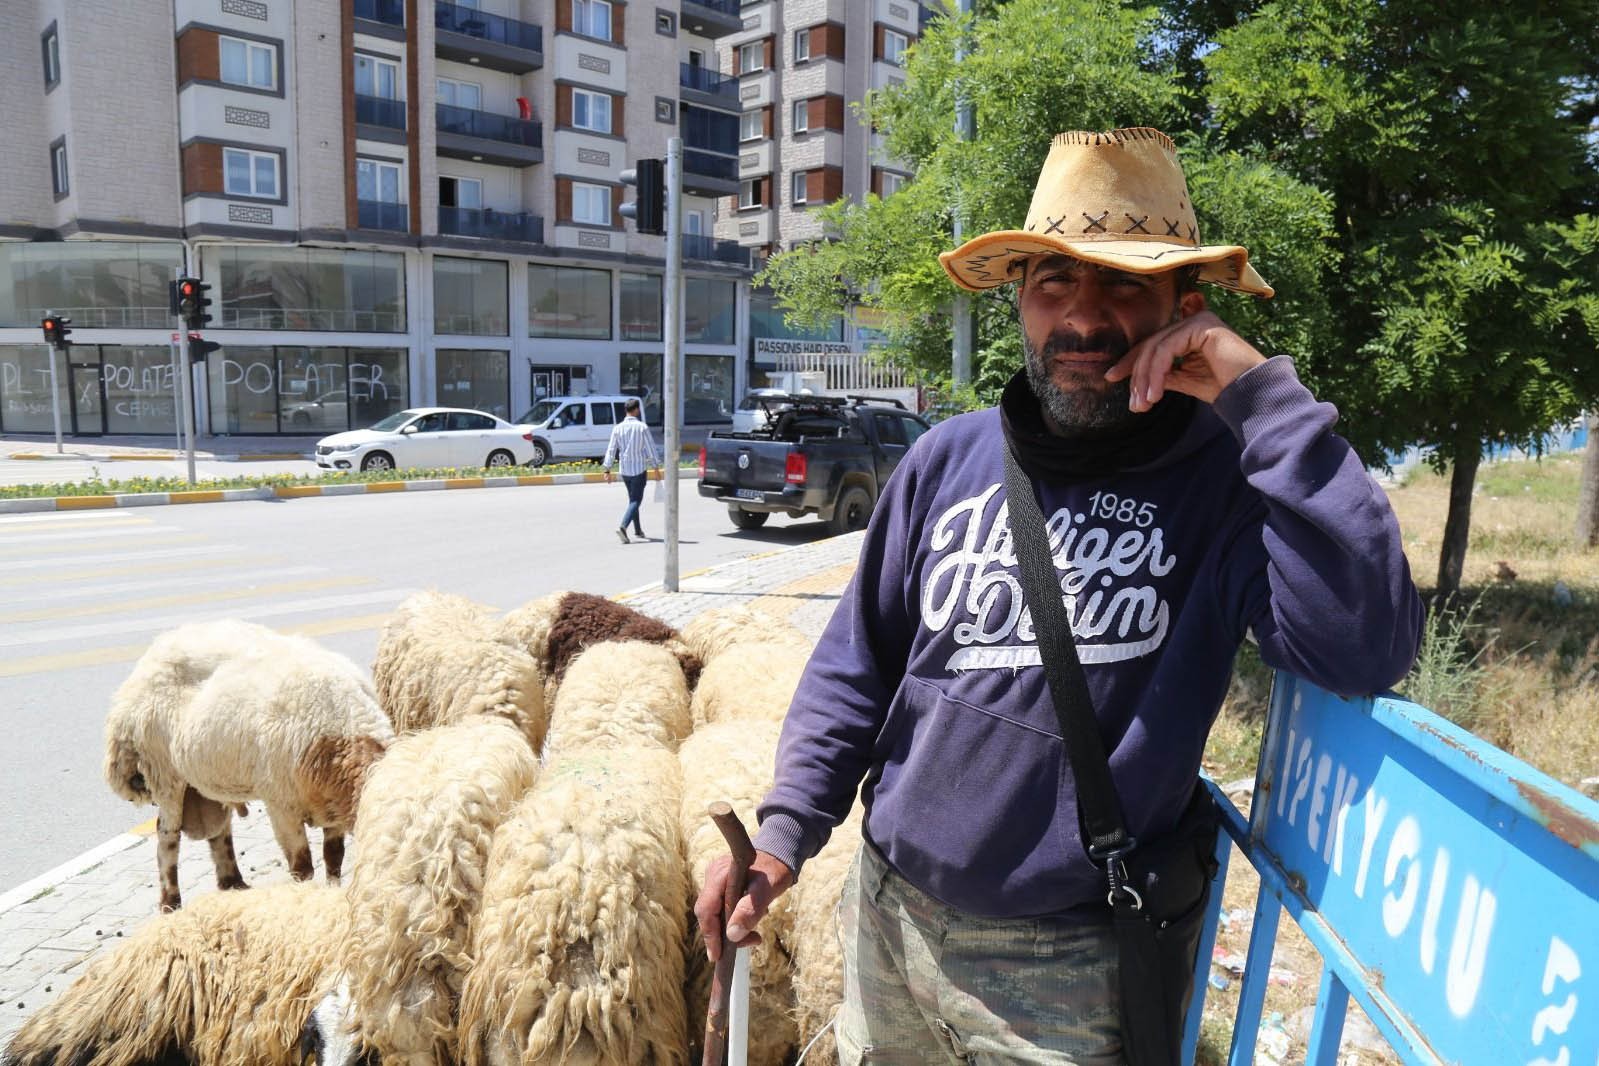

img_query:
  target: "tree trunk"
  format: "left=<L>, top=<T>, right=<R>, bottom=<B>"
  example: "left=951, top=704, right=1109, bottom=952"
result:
left=1576, top=411, right=1599, bottom=549
left=1436, top=448, right=1481, bottom=602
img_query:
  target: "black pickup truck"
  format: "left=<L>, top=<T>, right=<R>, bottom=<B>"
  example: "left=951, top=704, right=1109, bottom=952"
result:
left=697, top=394, right=931, bottom=533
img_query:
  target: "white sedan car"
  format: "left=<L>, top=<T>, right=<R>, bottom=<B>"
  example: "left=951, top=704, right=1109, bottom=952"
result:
left=315, top=407, right=537, bottom=472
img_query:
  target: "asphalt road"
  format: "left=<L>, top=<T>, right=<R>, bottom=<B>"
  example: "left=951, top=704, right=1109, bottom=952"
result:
left=0, top=480, right=835, bottom=891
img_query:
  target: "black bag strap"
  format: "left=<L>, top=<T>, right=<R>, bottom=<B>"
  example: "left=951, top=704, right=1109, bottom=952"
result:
left=1001, top=442, right=1137, bottom=869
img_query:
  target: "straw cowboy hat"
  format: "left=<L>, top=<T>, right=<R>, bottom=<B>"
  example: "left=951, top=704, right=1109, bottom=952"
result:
left=939, top=127, right=1273, bottom=298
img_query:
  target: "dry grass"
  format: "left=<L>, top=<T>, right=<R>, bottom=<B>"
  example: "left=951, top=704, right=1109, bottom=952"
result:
left=1196, top=449, right=1599, bottom=1065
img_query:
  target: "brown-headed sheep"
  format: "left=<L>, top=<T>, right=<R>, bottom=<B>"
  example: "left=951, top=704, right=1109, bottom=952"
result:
left=688, top=640, right=811, bottom=729
left=543, top=640, right=693, bottom=756
left=676, top=605, right=810, bottom=670
left=535, top=591, right=702, bottom=690
left=2, top=881, right=345, bottom=1066
left=457, top=745, right=689, bottom=1066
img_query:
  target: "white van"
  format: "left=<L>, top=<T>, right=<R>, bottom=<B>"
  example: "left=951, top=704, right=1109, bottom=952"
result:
left=513, top=394, right=642, bottom=467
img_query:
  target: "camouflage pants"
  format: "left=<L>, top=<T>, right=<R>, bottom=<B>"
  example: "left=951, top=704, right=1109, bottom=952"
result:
left=834, top=843, right=1124, bottom=1065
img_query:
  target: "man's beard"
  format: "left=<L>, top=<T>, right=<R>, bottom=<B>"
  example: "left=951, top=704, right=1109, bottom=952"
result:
left=1022, top=326, right=1137, bottom=435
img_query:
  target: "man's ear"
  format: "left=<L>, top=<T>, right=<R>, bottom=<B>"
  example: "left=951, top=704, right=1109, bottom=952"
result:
left=1178, top=289, right=1207, bottom=319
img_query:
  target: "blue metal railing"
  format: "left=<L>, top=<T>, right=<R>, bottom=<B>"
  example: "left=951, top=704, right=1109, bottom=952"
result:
left=685, top=0, right=740, bottom=14
left=435, top=103, right=542, bottom=148
left=355, top=94, right=406, bottom=129
left=438, top=206, right=544, bottom=244
left=357, top=200, right=409, bottom=232
left=682, top=234, right=750, bottom=266
left=683, top=149, right=737, bottom=181
left=434, top=0, right=543, bottom=52
left=679, top=62, right=738, bottom=100
left=681, top=103, right=740, bottom=154
left=354, top=0, right=405, bottom=26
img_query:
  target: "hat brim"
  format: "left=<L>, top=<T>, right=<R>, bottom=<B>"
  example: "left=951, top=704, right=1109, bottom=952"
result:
left=939, top=231, right=1274, bottom=298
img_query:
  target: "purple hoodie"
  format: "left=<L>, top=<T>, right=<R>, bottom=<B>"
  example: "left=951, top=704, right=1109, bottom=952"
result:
left=754, top=357, right=1423, bottom=919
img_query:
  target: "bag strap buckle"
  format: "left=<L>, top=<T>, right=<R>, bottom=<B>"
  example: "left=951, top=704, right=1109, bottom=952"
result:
left=1090, top=839, right=1144, bottom=912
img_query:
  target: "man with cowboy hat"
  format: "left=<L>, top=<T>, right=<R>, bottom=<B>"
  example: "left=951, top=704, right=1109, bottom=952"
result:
left=696, top=128, right=1422, bottom=1063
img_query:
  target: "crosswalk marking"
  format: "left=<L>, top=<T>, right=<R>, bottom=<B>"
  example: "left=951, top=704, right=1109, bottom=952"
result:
left=0, top=575, right=374, bottom=625
left=0, top=542, right=228, bottom=573
left=0, top=524, right=182, bottom=548
left=0, top=554, right=290, bottom=587
left=0, top=517, right=155, bottom=535
left=0, top=533, right=207, bottom=561
left=0, top=510, right=135, bottom=526
left=0, top=565, right=327, bottom=607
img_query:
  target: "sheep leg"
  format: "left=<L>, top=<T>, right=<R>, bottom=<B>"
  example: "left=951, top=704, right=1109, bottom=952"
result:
left=156, top=807, right=183, bottom=912
left=208, top=828, right=249, bottom=892
left=322, top=830, right=346, bottom=885
left=266, top=807, right=315, bottom=882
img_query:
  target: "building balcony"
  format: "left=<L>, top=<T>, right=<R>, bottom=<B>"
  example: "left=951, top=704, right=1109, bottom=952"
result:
left=354, top=0, right=405, bottom=28
left=679, top=63, right=740, bottom=112
left=436, top=103, right=544, bottom=167
left=683, top=233, right=750, bottom=267
left=355, top=94, right=406, bottom=132
left=683, top=150, right=739, bottom=196
left=357, top=200, right=409, bottom=232
left=680, top=0, right=743, bottom=39
left=438, top=205, right=545, bottom=244
left=434, top=0, right=543, bottom=74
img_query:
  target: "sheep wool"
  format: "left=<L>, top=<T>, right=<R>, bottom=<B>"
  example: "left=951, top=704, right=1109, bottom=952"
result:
left=676, top=606, right=810, bottom=670
left=784, top=806, right=865, bottom=1066
left=338, top=715, right=541, bottom=1065
left=540, top=592, right=702, bottom=690
left=458, top=746, right=689, bottom=1066
left=677, top=720, right=797, bottom=1066
left=543, top=640, right=693, bottom=757
left=494, top=590, right=568, bottom=660
left=2, top=881, right=345, bottom=1066
left=688, top=640, right=810, bottom=729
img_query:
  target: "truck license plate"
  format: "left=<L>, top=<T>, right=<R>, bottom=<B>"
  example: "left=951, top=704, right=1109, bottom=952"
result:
left=735, top=488, right=763, bottom=501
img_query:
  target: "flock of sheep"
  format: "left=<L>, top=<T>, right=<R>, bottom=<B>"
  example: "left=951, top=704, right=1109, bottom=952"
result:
left=3, top=591, right=862, bottom=1066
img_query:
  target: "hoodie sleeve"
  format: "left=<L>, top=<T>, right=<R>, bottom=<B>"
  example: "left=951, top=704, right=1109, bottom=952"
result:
left=754, top=452, right=923, bottom=873
left=1211, top=356, right=1424, bottom=696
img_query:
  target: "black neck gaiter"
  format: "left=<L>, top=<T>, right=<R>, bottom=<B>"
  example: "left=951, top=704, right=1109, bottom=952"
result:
left=998, top=369, right=1196, bottom=483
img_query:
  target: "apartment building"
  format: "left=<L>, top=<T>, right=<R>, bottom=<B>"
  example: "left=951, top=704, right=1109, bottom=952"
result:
left=713, top=0, right=929, bottom=377
left=0, top=0, right=751, bottom=438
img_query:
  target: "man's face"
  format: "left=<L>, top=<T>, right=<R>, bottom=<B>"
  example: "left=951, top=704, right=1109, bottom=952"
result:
left=1016, top=255, right=1190, bottom=433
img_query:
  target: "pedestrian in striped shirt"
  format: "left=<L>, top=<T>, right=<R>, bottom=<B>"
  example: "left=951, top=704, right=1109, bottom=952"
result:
left=602, top=397, right=661, bottom=543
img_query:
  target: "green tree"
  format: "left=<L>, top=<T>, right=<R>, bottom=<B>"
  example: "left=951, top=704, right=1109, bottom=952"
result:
left=1202, top=0, right=1599, bottom=596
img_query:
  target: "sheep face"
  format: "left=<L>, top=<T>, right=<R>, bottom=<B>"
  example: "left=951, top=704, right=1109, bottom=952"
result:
left=301, top=981, right=379, bottom=1066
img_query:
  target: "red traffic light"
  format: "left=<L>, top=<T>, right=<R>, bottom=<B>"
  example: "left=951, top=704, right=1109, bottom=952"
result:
left=42, top=320, right=55, bottom=333
left=179, top=281, right=198, bottom=297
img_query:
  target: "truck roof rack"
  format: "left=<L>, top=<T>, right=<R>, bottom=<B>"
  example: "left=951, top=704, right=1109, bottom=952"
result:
left=844, top=394, right=907, bottom=410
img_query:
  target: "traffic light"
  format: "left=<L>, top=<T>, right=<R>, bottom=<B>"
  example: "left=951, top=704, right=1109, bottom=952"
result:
left=40, top=315, right=72, bottom=350
left=619, top=158, right=665, bottom=235
left=173, top=276, right=213, bottom=331
left=186, top=333, right=222, bottom=365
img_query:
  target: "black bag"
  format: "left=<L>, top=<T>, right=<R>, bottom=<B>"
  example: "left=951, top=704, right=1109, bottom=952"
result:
left=1002, top=442, right=1220, bottom=1066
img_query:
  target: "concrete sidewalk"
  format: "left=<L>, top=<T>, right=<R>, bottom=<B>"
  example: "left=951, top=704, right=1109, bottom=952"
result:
left=0, top=531, right=863, bottom=1043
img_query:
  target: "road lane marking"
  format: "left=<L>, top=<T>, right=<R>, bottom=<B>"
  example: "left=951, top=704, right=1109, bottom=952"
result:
left=0, top=564, right=327, bottom=605
left=0, top=553, right=286, bottom=587
left=0, top=541, right=226, bottom=573
left=0, top=524, right=182, bottom=547
left=0, top=510, right=138, bottom=526
left=0, top=587, right=418, bottom=649
left=0, top=516, right=155, bottom=534
left=0, top=575, right=373, bottom=624
left=0, top=611, right=399, bottom=678
left=0, top=533, right=208, bottom=560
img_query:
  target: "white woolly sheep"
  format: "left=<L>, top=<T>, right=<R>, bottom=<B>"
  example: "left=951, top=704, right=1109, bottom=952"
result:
left=688, top=639, right=811, bottom=729
left=3, top=881, right=345, bottom=1066
left=105, top=624, right=392, bottom=911
left=543, top=640, right=693, bottom=756
left=784, top=806, right=865, bottom=1065
left=457, top=744, right=690, bottom=1066
left=372, top=590, right=548, bottom=752
left=314, top=714, right=541, bottom=1065
left=677, top=605, right=810, bottom=670
left=678, top=719, right=797, bottom=1066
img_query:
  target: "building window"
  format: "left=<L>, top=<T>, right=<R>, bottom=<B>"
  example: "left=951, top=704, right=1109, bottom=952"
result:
left=435, top=349, right=510, bottom=420
left=434, top=257, right=509, bottom=336
left=215, top=247, right=406, bottom=331
left=357, top=158, right=403, bottom=203
left=573, top=0, right=612, bottom=41
left=656, top=11, right=676, bottom=35
left=739, top=110, right=763, bottom=142
left=572, top=181, right=611, bottom=225
left=684, top=354, right=735, bottom=422
left=41, top=24, right=60, bottom=88
left=355, top=53, right=401, bottom=99
left=223, top=147, right=279, bottom=199
left=0, top=242, right=185, bottom=329
left=793, top=28, right=810, bottom=63
left=572, top=88, right=613, bottom=134
left=792, top=100, right=809, bottom=135
left=619, top=352, right=663, bottom=425
left=220, top=36, right=277, bottom=91
left=528, top=264, right=611, bottom=339
left=881, top=171, right=906, bottom=197
left=684, top=209, right=704, bottom=236
left=791, top=171, right=807, bottom=204
left=49, top=139, right=69, bottom=198
left=737, top=41, right=763, bottom=74
left=684, top=278, right=735, bottom=344
left=209, top=346, right=409, bottom=434
left=620, top=272, right=663, bottom=340
left=883, top=28, right=909, bottom=65
left=437, top=77, right=482, bottom=110
left=738, top=178, right=759, bottom=209
left=439, top=175, right=482, bottom=209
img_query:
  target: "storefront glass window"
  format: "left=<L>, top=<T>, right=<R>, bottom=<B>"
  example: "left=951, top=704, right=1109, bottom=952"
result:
left=215, top=247, right=406, bottom=331
left=619, top=351, right=663, bottom=425
left=685, top=354, right=735, bottom=423
left=207, top=345, right=408, bottom=433
left=349, top=349, right=408, bottom=426
left=0, top=242, right=184, bottom=328
left=749, top=289, right=842, bottom=342
left=620, top=272, right=662, bottom=341
left=528, top=264, right=611, bottom=339
left=434, top=257, right=509, bottom=336
left=684, top=278, right=736, bottom=344
left=208, top=345, right=279, bottom=434
left=277, top=347, right=352, bottom=433
left=435, top=349, right=510, bottom=419
left=102, top=347, right=179, bottom=434
left=0, top=345, right=69, bottom=432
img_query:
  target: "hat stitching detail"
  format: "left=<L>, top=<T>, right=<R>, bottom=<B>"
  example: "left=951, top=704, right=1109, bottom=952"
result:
left=1053, top=127, right=1174, bottom=152
left=1043, top=216, right=1067, bottom=234
left=1124, top=214, right=1149, bottom=234
left=1082, top=211, right=1109, bottom=233
left=1186, top=223, right=1197, bottom=242
left=1163, top=218, right=1182, bottom=236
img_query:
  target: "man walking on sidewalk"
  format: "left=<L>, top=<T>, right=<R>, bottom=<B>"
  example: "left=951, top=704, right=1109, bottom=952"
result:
left=602, top=397, right=660, bottom=544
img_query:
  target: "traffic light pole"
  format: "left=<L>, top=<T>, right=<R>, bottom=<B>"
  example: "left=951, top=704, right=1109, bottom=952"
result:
left=179, top=331, right=198, bottom=485
left=44, top=311, right=64, bottom=454
left=663, top=137, right=683, bottom=592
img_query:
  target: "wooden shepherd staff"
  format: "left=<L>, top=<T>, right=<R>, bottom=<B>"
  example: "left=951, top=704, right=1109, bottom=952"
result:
left=702, top=800, right=756, bottom=1066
